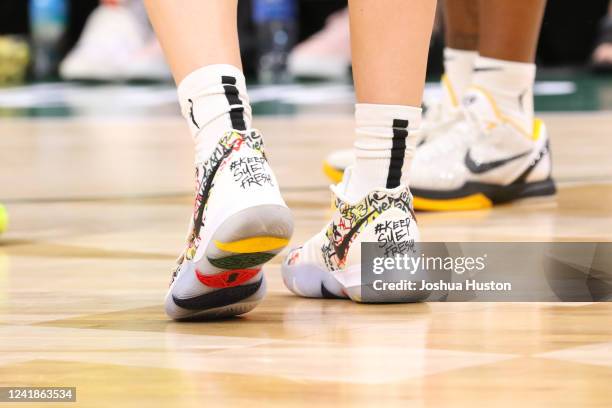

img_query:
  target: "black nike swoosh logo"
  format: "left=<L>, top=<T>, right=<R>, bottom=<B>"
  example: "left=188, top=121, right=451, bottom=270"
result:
left=333, top=210, right=376, bottom=261
left=172, top=277, right=262, bottom=311
left=193, top=146, right=234, bottom=239
left=465, top=149, right=531, bottom=174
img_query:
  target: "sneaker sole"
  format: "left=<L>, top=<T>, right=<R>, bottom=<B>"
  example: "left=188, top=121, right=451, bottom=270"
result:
left=332, top=265, right=430, bottom=304
left=167, top=204, right=293, bottom=320
left=283, top=262, right=429, bottom=304
left=169, top=277, right=268, bottom=320
left=412, top=178, right=557, bottom=211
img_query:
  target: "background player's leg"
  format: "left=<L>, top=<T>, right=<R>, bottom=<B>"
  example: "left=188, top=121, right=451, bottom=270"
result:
left=144, top=0, right=241, bottom=83
left=444, top=0, right=479, bottom=51
left=439, top=0, right=479, bottom=113
left=471, top=0, right=547, bottom=134
left=479, top=0, right=546, bottom=63
left=591, top=1, right=612, bottom=69
left=144, top=0, right=292, bottom=320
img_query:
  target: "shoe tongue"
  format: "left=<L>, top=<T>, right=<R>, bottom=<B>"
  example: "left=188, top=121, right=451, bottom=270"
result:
left=461, top=87, right=502, bottom=134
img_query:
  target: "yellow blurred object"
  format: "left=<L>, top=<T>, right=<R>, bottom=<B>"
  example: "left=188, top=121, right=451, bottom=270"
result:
left=0, top=35, right=30, bottom=86
left=0, top=204, right=8, bottom=234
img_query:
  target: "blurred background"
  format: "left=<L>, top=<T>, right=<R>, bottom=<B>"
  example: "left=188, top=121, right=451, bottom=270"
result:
left=0, top=0, right=611, bottom=118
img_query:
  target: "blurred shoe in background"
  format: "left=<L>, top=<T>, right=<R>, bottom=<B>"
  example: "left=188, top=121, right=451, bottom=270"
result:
left=288, top=8, right=350, bottom=80
left=60, top=0, right=170, bottom=82
left=122, top=37, right=172, bottom=81
left=322, top=148, right=352, bottom=183
left=592, top=13, right=612, bottom=72
left=0, top=203, right=8, bottom=235
left=0, top=35, right=30, bottom=85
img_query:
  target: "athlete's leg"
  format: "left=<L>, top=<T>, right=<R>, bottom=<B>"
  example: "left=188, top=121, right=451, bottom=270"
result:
left=349, top=0, right=436, bottom=106
left=282, top=0, right=436, bottom=302
left=321, top=0, right=477, bottom=184
left=144, top=1, right=292, bottom=320
left=144, top=0, right=241, bottom=83
left=347, top=0, right=436, bottom=200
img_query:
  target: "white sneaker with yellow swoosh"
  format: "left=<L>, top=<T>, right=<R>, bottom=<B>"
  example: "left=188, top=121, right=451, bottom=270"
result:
left=281, top=169, right=421, bottom=302
left=410, top=87, right=556, bottom=211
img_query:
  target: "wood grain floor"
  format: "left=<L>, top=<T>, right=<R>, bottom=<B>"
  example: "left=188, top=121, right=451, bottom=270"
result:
left=0, top=113, right=611, bottom=407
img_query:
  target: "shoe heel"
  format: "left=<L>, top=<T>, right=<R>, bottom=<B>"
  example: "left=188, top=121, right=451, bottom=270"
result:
left=206, top=204, right=294, bottom=270
left=167, top=205, right=292, bottom=321
left=517, top=178, right=557, bottom=199
left=167, top=274, right=267, bottom=320
left=333, top=265, right=430, bottom=304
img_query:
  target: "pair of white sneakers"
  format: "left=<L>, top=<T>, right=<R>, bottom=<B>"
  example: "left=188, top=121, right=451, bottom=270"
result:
left=167, top=128, right=420, bottom=320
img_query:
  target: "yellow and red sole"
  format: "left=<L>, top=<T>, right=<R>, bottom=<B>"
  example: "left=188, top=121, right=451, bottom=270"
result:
left=214, top=236, right=289, bottom=254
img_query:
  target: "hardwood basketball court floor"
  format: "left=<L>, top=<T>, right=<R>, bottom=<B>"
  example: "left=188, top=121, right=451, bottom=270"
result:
left=0, top=106, right=611, bottom=406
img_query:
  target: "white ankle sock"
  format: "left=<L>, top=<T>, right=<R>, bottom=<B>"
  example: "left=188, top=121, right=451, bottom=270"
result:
left=345, top=104, right=422, bottom=202
left=177, top=64, right=252, bottom=163
left=441, top=48, right=477, bottom=111
left=471, top=56, right=536, bottom=134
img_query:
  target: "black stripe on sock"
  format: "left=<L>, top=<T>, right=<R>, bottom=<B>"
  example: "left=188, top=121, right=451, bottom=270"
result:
left=229, top=107, right=245, bottom=125
left=386, top=119, right=409, bottom=189
left=223, top=85, right=242, bottom=105
left=221, top=76, right=246, bottom=131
